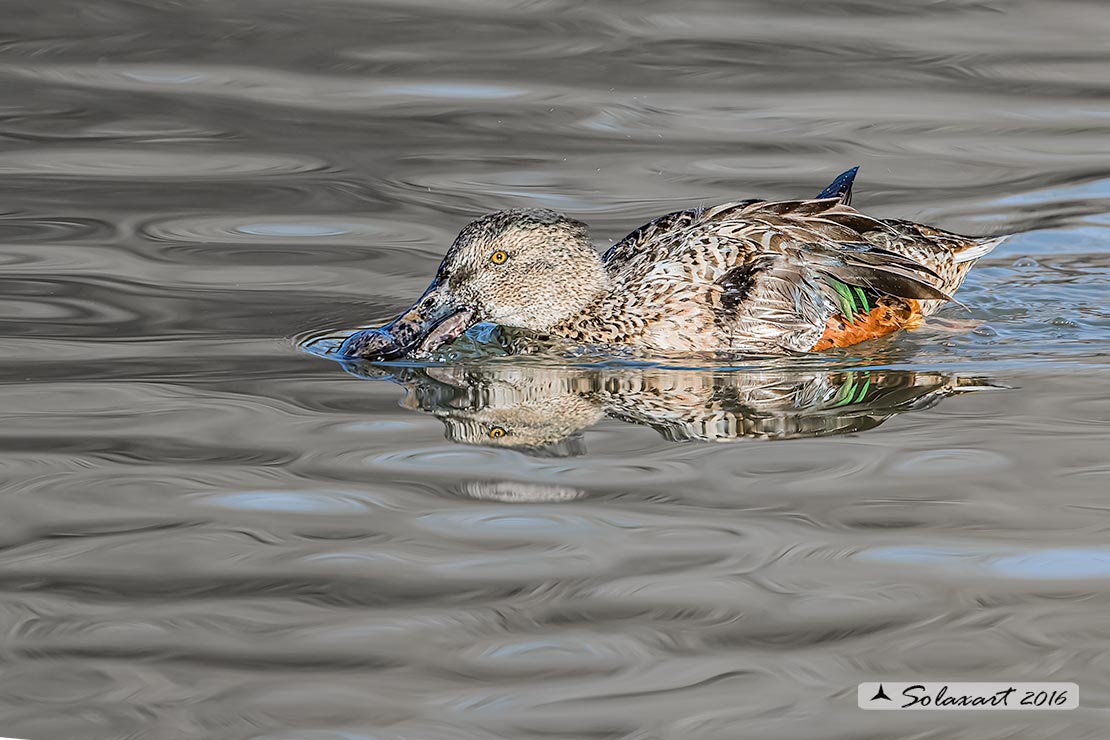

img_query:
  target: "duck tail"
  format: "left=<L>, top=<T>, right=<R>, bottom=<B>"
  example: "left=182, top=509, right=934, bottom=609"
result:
left=954, top=234, right=1008, bottom=264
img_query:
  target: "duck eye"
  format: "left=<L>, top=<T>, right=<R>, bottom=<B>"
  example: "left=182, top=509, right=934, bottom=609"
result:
left=488, top=426, right=507, bottom=439
left=490, top=250, right=509, bottom=265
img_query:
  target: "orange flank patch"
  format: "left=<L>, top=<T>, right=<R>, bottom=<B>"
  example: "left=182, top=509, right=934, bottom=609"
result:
left=811, top=300, right=922, bottom=351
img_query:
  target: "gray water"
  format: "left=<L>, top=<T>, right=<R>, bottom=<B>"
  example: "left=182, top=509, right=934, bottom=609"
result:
left=2, top=0, right=1110, bottom=738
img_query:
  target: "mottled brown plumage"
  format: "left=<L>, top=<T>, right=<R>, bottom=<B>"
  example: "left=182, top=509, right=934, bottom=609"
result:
left=339, top=168, right=1005, bottom=359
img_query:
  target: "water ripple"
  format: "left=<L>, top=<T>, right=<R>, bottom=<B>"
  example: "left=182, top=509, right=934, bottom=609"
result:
left=0, top=215, right=114, bottom=244
left=0, top=148, right=331, bottom=179
left=140, top=213, right=446, bottom=254
left=858, top=545, right=1110, bottom=581
left=4, top=63, right=531, bottom=113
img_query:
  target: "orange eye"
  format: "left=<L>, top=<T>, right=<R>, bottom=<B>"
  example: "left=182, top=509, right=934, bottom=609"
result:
left=490, top=250, right=509, bottom=265
left=488, top=426, right=507, bottom=439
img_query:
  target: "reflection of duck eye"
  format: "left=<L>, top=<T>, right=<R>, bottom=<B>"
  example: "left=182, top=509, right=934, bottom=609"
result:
left=490, top=250, right=509, bottom=265
left=488, top=426, right=507, bottom=439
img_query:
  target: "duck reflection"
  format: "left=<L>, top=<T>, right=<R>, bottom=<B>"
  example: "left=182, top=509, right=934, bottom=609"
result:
left=347, top=362, right=989, bottom=454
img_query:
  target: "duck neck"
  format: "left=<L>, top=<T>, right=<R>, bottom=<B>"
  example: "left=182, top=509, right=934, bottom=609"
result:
left=547, top=264, right=629, bottom=344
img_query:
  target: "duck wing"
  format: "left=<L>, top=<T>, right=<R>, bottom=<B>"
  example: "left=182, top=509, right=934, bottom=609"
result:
left=711, top=243, right=949, bottom=352
left=700, top=199, right=954, bottom=351
left=601, top=191, right=981, bottom=353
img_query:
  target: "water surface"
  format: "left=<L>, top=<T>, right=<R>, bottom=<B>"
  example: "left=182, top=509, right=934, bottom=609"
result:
left=2, top=0, right=1110, bottom=738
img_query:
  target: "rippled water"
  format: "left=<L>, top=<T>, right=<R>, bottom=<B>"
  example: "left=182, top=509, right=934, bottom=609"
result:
left=2, top=0, right=1110, bottom=738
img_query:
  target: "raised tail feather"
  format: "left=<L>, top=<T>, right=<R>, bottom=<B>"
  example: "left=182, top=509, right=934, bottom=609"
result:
left=815, top=166, right=859, bottom=205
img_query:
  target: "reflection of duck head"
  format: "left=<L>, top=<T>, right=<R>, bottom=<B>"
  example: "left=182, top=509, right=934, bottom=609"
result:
left=345, top=361, right=991, bottom=455
left=396, top=365, right=604, bottom=453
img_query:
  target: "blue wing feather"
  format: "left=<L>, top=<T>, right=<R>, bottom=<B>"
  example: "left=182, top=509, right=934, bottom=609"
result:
left=816, top=166, right=859, bottom=205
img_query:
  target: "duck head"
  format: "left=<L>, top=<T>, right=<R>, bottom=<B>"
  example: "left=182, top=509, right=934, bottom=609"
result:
left=340, top=208, right=607, bottom=360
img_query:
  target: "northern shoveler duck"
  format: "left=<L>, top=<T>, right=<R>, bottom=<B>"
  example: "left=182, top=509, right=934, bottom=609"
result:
left=340, top=167, right=1006, bottom=359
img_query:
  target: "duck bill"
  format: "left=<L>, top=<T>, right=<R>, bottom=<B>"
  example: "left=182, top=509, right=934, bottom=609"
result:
left=339, top=282, right=475, bottom=360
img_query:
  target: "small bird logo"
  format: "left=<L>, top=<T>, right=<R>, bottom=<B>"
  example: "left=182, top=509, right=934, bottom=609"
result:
left=871, top=684, right=892, bottom=701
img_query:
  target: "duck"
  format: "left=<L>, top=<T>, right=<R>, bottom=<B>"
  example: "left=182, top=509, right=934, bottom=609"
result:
left=339, top=167, right=1006, bottom=360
